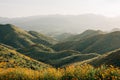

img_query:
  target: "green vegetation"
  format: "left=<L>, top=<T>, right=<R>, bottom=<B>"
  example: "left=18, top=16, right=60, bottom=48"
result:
left=28, top=31, right=57, bottom=44
left=70, top=48, right=120, bottom=68
left=52, top=31, right=120, bottom=54
left=53, top=33, right=75, bottom=41
left=0, top=24, right=57, bottom=48
left=63, top=29, right=105, bottom=41
left=0, top=44, right=50, bottom=70
left=87, top=48, right=120, bottom=67
left=18, top=44, right=54, bottom=53
left=18, top=48, right=99, bottom=67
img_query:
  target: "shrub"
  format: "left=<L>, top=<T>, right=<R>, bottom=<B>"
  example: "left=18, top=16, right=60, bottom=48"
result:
left=0, top=64, right=120, bottom=80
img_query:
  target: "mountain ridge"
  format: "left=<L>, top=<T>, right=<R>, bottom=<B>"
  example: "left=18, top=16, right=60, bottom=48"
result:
left=1, top=14, right=120, bottom=33
left=0, top=24, right=57, bottom=49
left=53, top=31, right=120, bottom=54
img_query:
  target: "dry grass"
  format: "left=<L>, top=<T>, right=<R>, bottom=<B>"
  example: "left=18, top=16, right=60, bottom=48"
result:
left=0, top=64, right=120, bottom=80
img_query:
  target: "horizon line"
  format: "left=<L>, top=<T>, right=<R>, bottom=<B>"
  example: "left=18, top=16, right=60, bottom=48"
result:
left=1, top=13, right=120, bottom=18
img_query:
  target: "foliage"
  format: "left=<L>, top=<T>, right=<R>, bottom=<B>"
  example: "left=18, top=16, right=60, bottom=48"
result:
left=0, top=44, right=50, bottom=70
left=18, top=48, right=99, bottom=67
left=63, top=30, right=104, bottom=41
left=0, top=64, right=120, bottom=80
left=87, top=48, right=120, bottom=67
left=0, top=24, right=57, bottom=49
left=52, top=31, right=120, bottom=54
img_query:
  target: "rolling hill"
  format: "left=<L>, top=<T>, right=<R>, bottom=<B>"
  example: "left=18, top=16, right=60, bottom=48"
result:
left=0, top=44, right=50, bottom=70
left=72, top=48, right=120, bottom=67
left=0, top=24, right=57, bottom=49
left=87, top=48, right=120, bottom=67
left=18, top=47, right=99, bottom=67
left=52, top=31, right=120, bottom=54
left=53, top=33, right=75, bottom=41
left=0, top=23, right=120, bottom=69
left=63, top=29, right=105, bottom=41
left=0, top=24, right=99, bottom=68
left=28, top=31, right=57, bottom=44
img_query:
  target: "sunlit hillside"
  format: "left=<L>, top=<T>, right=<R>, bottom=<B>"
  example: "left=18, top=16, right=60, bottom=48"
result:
left=0, top=44, right=50, bottom=70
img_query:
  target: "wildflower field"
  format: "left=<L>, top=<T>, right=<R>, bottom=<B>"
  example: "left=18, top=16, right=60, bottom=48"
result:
left=0, top=64, right=120, bottom=80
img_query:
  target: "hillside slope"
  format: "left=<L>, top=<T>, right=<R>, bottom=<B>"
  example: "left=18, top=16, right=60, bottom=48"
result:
left=28, top=31, right=57, bottom=44
left=18, top=48, right=99, bottom=67
left=0, top=44, right=50, bottom=70
left=0, top=24, right=56, bottom=49
left=64, top=30, right=105, bottom=41
left=53, top=33, right=75, bottom=41
left=87, top=48, right=120, bottom=67
left=53, top=31, right=120, bottom=54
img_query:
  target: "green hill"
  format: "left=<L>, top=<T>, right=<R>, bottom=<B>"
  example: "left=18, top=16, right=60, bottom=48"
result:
left=17, top=43, right=54, bottom=53
left=18, top=47, right=99, bottom=67
left=28, top=31, right=57, bottom=44
left=1, top=24, right=120, bottom=68
left=53, top=33, right=75, bottom=41
left=0, top=44, right=50, bottom=70
left=0, top=24, right=56, bottom=49
left=1, top=24, right=98, bottom=68
left=51, top=53, right=99, bottom=67
left=64, top=29, right=105, bottom=41
left=52, top=31, right=120, bottom=54
left=87, top=48, right=120, bottom=67
left=73, top=48, right=120, bottom=67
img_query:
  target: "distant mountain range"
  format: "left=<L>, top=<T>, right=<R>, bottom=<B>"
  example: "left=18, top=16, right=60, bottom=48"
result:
left=1, top=14, right=120, bottom=34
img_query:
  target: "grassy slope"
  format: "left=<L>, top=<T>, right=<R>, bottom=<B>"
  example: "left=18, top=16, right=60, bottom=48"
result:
left=52, top=31, right=120, bottom=54
left=0, top=24, right=99, bottom=68
left=53, top=33, right=75, bottom=41
left=87, top=48, right=120, bottom=67
left=0, top=24, right=57, bottom=49
left=71, top=48, right=120, bottom=67
left=0, top=44, right=50, bottom=70
left=18, top=47, right=99, bottom=67
left=28, top=31, right=57, bottom=44
left=64, top=29, right=105, bottom=41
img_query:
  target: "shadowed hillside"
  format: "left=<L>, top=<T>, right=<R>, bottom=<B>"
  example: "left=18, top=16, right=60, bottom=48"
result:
left=53, top=31, right=120, bottom=54
left=87, top=48, right=120, bottom=67
left=70, top=48, right=120, bottom=68
left=18, top=47, right=99, bottom=67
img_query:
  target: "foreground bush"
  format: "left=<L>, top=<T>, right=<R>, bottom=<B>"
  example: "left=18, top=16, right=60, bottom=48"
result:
left=0, top=64, right=120, bottom=80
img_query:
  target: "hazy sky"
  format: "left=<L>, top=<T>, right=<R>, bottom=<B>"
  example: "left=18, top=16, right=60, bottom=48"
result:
left=1, top=0, right=120, bottom=18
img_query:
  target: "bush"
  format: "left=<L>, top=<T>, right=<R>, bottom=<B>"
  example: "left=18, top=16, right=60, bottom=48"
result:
left=0, top=64, right=120, bottom=80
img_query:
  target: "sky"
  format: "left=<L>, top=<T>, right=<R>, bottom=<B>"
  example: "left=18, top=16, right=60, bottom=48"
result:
left=0, top=0, right=120, bottom=18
